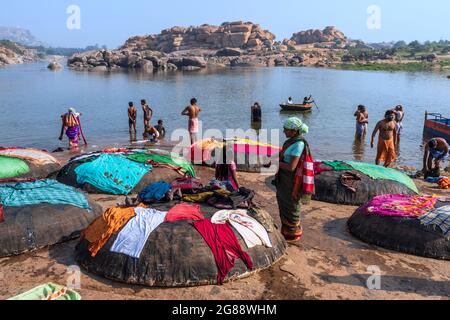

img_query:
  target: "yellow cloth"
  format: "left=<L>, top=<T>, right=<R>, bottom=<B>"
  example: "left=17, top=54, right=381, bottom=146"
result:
left=376, top=137, right=397, bottom=167
left=183, top=192, right=214, bottom=203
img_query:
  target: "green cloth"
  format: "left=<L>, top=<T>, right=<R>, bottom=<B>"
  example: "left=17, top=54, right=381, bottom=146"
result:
left=75, top=154, right=151, bottom=195
left=8, top=283, right=81, bottom=300
left=127, top=153, right=196, bottom=177
left=0, top=156, right=30, bottom=179
left=343, top=161, right=419, bottom=194
left=283, top=117, right=309, bottom=134
left=323, top=161, right=353, bottom=172
left=0, top=179, right=90, bottom=209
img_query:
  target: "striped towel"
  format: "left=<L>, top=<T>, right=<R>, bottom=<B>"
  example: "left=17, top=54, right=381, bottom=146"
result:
left=419, top=205, right=450, bottom=238
left=293, top=140, right=314, bottom=198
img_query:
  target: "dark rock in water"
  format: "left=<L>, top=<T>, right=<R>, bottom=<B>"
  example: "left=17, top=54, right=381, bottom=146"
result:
left=47, top=62, right=63, bottom=71
left=216, top=48, right=242, bottom=57
left=52, top=147, right=65, bottom=153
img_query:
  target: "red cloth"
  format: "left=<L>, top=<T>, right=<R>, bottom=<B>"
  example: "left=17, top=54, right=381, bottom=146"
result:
left=193, top=219, right=253, bottom=285
left=165, top=203, right=205, bottom=222
left=293, top=144, right=315, bottom=198
left=0, top=178, right=36, bottom=184
left=0, top=205, right=4, bottom=223
left=314, top=162, right=333, bottom=175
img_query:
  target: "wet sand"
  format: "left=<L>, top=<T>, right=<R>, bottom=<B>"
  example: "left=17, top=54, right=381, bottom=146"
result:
left=0, top=156, right=449, bottom=300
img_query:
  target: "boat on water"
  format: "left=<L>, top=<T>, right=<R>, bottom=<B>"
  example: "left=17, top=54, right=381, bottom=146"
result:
left=279, top=103, right=313, bottom=112
left=423, top=111, right=450, bottom=143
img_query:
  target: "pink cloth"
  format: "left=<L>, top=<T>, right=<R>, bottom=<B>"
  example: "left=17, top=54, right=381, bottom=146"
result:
left=165, top=203, right=205, bottom=222
left=189, top=118, right=199, bottom=133
left=360, top=194, right=438, bottom=218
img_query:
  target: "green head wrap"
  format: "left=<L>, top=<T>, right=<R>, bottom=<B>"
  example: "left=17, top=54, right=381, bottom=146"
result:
left=283, top=117, right=309, bottom=135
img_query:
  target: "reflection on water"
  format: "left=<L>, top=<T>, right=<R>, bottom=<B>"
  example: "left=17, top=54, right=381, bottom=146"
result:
left=1, top=63, right=450, bottom=167
left=352, top=136, right=367, bottom=161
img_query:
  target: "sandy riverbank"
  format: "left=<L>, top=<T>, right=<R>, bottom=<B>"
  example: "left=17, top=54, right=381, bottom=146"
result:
left=0, top=154, right=449, bottom=300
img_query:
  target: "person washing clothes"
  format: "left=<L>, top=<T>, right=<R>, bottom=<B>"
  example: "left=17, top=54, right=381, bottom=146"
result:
left=423, top=137, right=449, bottom=177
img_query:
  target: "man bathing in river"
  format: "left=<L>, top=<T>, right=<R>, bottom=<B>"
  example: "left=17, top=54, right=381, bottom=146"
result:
left=141, top=99, right=153, bottom=129
left=128, top=102, right=137, bottom=133
left=182, top=98, right=201, bottom=145
left=354, top=105, right=369, bottom=138
left=371, top=110, right=398, bottom=167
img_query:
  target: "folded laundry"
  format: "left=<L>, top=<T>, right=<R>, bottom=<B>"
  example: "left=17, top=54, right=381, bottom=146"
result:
left=139, top=181, right=171, bottom=202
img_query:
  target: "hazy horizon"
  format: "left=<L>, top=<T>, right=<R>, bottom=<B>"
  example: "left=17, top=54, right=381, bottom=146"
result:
left=1, top=0, right=450, bottom=48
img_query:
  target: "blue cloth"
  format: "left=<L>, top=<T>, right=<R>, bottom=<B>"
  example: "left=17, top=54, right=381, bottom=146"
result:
left=0, top=179, right=90, bottom=209
left=425, top=176, right=444, bottom=183
left=419, top=205, right=450, bottom=238
left=75, top=154, right=151, bottom=195
left=282, top=141, right=305, bottom=164
left=430, top=149, right=448, bottom=161
left=139, top=181, right=172, bottom=201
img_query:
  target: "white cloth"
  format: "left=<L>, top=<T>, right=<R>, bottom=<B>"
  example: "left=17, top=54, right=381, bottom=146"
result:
left=211, top=210, right=272, bottom=248
left=110, top=208, right=167, bottom=258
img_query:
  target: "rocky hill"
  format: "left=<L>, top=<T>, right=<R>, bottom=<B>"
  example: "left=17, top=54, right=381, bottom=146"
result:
left=0, top=40, right=39, bottom=66
left=286, top=26, right=348, bottom=47
left=121, top=21, right=275, bottom=53
left=0, top=27, right=45, bottom=47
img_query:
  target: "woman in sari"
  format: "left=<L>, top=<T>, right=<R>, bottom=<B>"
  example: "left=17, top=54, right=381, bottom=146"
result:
left=59, top=108, right=81, bottom=148
left=275, top=117, right=311, bottom=242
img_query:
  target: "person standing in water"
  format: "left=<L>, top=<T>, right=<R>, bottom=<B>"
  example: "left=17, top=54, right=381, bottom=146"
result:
left=371, top=110, right=397, bottom=167
left=251, top=102, right=262, bottom=123
left=393, top=105, right=405, bottom=146
left=128, top=102, right=137, bottom=134
left=354, top=105, right=369, bottom=138
left=141, top=99, right=153, bottom=130
left=182, top=98, right=201, bottom=145
left=59, top=107, right=83, bottom=148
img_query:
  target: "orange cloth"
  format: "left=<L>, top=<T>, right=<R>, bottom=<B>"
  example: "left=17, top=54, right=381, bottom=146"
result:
left=438, top=177, right=450, bottom=189
left=83, top=206, right=143, bottom=257
left=376, top=137, right=396, bottom=167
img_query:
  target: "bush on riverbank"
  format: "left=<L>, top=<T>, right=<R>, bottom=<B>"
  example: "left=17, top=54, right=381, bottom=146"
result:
left=337, top=62, right=439, bottom=72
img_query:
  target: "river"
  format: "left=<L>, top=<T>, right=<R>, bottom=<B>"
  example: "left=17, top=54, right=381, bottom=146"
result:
left=0, top=61, right=449, bottom=168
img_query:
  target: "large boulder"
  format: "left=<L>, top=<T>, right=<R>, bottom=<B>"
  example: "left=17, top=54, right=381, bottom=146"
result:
left=216, top=48, right=242, bottom=57
left=291, top=26, right=347, bottom=45
left=47, top=62, right=63, bottom=71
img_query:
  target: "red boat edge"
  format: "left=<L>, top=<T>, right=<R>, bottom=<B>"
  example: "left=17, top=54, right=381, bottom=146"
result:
left=423, top=111, right=450, bottom=143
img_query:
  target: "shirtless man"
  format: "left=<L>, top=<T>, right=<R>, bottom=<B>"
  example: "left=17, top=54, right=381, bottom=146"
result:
left=422, top=137, right=449, bottom=176
left=371, top=110, right=397, bottom=167
left=393, top=105, right=405, bottom=146
left=182, top=98, right=201, bottom=145
left=354, top=105, right=369, bottom=138
left=141, top=99, right=153, bottom=129
left=128, top=102, right=137, bottom=133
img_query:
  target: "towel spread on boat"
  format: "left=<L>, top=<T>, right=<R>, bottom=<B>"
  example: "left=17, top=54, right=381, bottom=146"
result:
left=110, top=207, right=167, bottom=258
left=193, top=219, right=253, bottom=285
left=0, top=148, right=59, bottom=165
left=211, top=209, right=272, bottom=248
left=84, top=205, right=139, bottom=257
left=343, top=161, right=419, bottom=194
left=127, top=153, right=196, bottom=177
left=419, top=205, right=450, bottom=238
left=0, top=156, right=30, bottom=179
left=322, top=161, right=353, bottom=172
left=359, top=194, right=437, bottom=218
left=8, top=283, right=81, bottom=301
left=138, top=181, right=171, bottom=202
left=0, top=179, right=90, bottom=209
left=165, top=203, right=205, bottom=222
left=75, top=154, right=151, bottom=195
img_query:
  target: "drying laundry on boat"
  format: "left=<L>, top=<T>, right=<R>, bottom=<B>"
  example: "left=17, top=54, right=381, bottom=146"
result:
left=211, top=209, right=272, bottom=248
left=8, top=283, right=81, bottom=300
left=419, top=205, right=450, bottom=238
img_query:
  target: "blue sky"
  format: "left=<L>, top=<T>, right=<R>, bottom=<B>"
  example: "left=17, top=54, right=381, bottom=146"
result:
left=1, top=0, right=449, bottom=48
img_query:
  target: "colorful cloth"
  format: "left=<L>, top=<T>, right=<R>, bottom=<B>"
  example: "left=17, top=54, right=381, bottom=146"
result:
left=375, top=137, right=396, bottom=167
left=170, top=177, right=203, bottom=190
left=322, top=161, right=353, bottom=172
left=127, top=153, right=196, bottom=177
left=75, top=154, right=151, bottom=195
left=84, top=206, right=138, bottom=257
left=282, top=141, right=304, bottom=164
left=419, top=205, right=450, bottom=238
left=283, top=117, right=309, bottom=134
left=0, top=179, right=90, bottom=209
left=360, top=194, right=438, bottom=218
left=438, top=177, right=450, bottom=189
left=189, top=118, right=199, bottom=133
left=211, top=210, right=272, bottom=248
left=66, top=126, right=80, bottom=142
left=8, top=283, right=81, bottom=301
left=344, top=161, right=419, bottom=194
left=215, top=161, right=239, bottom=191
left=0, top=156, right=30, bottom=179
left=293, top=139, right=315, bottom=200
left=165, top=203, right=204, bottom=222
left=138, top=181, right=171, bottom=202
left=110, top=208, right=167, bottom=258
left=313, top=162, right=333, bottom=175
left=183, top=192, right=215, bottom=203
left=193, top=219, right=253, bottom=285
left=0, top=148, right=59, bottom=165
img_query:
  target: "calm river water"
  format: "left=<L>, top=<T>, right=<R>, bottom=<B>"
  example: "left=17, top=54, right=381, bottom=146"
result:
left=1, top=61, right=449, bottom=167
